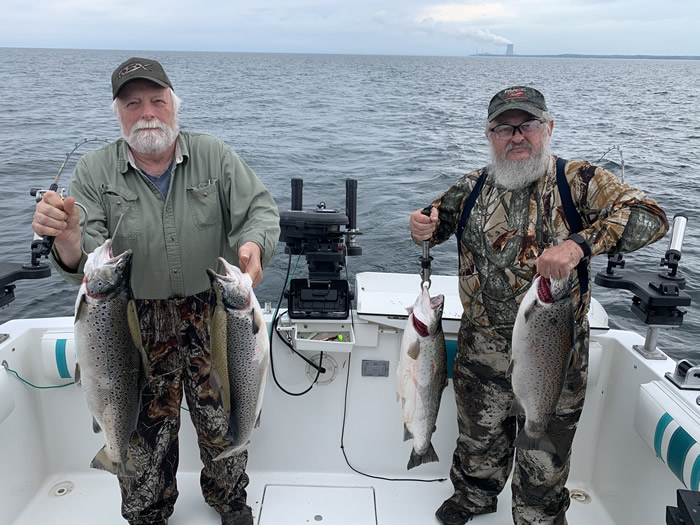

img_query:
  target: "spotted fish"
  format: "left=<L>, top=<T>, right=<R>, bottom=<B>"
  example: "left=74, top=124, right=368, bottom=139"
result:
left=396, top=286, right=448, bottom=470
left=208, top=257, right=270, bottom=460
left=74, top=238, right=146, bottom=477
left=508, top=274, right=575, bottom=459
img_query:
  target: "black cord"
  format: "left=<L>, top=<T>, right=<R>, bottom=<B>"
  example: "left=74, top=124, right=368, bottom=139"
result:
left=339, top=353, right=447, bottom=483
left=268, top=253, right=324, bottom=397
left=271, top=313, right=326, bottom=373
left=338, top=258, right=446, bottom=483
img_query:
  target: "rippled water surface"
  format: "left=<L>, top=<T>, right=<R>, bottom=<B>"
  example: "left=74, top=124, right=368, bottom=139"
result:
left=1, top=48, right=699, bottom=361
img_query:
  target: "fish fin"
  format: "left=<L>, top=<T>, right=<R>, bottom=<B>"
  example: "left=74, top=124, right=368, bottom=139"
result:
left=509, top=398, right=525, bottom=416
left=209, top=367, right=222, bottom=395
left=127, top=300, right=149, bottom=379
left=407, top=340, right=421, bottom=360
left=407, top=442, right=439, bottom=470
left=214, top=443, right=249, bottom=461
left=92, top=417, right=102, bottom=433
left=74, top=291, right=87, bottom=323
left=522, top=299, right=537, bottom=322
left=209, top=305, right=230, bottom=414
left=250, top=310, right=260, bottom=335
left=403, top=424, right=413, bottom=442
left=255, top=409, right=263, bottom=428
left=74, top=363, right=82, bottom=386
left=505, top=359, right=514, bottom=379
left=513, top=428, right=558, bottom=457
left=90, top=447, right=137, bottom=477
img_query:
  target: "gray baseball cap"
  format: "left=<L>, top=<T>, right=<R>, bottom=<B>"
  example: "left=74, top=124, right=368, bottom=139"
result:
left=111, top=57, right=173, bottom=99
left=487, top=86, right=547, bottom=122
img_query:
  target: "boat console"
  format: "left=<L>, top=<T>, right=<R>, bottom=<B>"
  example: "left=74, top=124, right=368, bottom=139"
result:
left=278, top=178, right=361, bottom=320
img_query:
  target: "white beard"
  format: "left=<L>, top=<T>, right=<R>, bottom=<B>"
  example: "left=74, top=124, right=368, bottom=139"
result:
left=488, top=134, right=552, bottom=190
left=122, top=118, right=179, bottom=156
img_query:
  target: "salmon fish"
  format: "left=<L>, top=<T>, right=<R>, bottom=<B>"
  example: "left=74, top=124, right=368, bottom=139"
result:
left=208, top=257, right=270, bottom=459
left=508, top=274, right=575, bottom=459
left=396, top=286, right=448, bottom=470
left=74, top=238, right=146, bottom=476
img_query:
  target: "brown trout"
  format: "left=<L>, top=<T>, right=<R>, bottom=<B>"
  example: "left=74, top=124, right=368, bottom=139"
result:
left=74, top=238, right=146, bottom=476
left=508, top=274, right=575, bottom=459
left=396, top=286, right=448, bottom=470
left=208, top=257, right=270, bottom=460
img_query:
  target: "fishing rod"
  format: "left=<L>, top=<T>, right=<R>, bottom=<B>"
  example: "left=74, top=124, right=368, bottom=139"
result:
left=29, top=138, right=110, bottom=266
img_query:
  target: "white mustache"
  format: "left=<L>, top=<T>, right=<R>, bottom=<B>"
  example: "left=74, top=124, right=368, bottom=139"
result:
left=131, top=119, right=167, bottom=133
left=506, top=140, right=532, bottom=153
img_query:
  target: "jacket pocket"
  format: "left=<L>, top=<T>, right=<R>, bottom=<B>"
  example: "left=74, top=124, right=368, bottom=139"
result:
left=100, top=184, right=141, bottom=239
left=187, top=179, right=221, bottom=228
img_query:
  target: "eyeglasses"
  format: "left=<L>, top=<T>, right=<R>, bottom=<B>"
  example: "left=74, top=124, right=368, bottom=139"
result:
left=489, top=118, right=546, bottom=140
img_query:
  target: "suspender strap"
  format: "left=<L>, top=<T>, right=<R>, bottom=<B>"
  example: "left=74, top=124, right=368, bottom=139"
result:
left=456, top=171, right=487, bottom=247
left=556, top=157, right=589, bottom=295
left=455, top=159, right=589, bottom=294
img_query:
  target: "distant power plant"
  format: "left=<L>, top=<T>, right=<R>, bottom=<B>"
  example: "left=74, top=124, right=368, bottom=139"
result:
left=506, top=44, right=514, bottom=56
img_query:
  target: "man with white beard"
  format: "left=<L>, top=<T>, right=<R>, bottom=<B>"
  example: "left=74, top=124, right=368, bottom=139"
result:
left=410, top=86, right=668, bottom=525
left=32, top=57, right=280, bottom=525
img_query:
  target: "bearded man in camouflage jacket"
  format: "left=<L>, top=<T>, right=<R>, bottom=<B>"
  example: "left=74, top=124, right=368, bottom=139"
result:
left=410, top=86, right=668, bottom=525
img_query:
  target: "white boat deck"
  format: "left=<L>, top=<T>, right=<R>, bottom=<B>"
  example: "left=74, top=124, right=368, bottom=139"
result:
left=0, top=272, right=693, bottom=524
left=12, top=470, right=615, bottom=525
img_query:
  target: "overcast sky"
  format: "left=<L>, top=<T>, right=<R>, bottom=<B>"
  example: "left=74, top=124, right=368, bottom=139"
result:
left=2, top=0, right=698, bottom=57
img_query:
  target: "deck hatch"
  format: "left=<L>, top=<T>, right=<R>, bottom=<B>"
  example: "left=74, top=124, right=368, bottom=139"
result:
left=259, top=484, right=377, bottom=525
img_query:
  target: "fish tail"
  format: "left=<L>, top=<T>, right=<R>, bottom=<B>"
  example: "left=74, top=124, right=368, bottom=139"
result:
left=406, top=442, right=439, bottom=470
left=90, top=446, right=137, bottom=477
left=513, top=429, right=557, bottom=457
left=509, top=398, right=525, bottom=416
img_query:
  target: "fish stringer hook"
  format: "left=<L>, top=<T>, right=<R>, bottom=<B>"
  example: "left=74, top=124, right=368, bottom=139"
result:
left=419, top=205, right=433, bottom=290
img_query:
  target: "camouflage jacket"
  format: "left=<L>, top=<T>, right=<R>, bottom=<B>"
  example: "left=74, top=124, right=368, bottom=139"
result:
left=429, top=155, right=668, bottom=334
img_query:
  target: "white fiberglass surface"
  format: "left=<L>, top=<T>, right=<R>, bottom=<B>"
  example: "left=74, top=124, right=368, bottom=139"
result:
left=10, top=470, right=615, bottom=525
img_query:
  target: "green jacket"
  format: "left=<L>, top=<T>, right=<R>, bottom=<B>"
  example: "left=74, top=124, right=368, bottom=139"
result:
left=52, top=130, right=280, bottom=299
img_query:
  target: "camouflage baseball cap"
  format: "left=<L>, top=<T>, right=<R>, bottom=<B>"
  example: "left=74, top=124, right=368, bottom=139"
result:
left=111, top=57, right=173, bottom=99
left=487, top=86, right=547, bottom=122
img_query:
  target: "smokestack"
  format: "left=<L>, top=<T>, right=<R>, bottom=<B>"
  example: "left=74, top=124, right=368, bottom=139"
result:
left=506, top=44, right=514, bottom=56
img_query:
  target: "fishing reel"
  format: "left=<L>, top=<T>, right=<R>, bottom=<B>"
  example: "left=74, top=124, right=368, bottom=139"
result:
left=278, top=178, right=362, bottom=319
left=0, top=138, right=108, bottom=309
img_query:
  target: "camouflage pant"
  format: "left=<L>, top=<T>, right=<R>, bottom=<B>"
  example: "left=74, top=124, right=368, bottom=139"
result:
left=447, top=316, right=589, bottom=525
left=118, top=291, right=249, bottom=524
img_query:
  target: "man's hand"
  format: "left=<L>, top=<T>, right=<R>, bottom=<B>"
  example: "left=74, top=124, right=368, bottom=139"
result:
left=410, top=207, right=438, bottom=242
left=238, top=242, right=263, bottom=287
left=31, top=192, right=82, bottom=269
left=535, top=240, right=584, bottom=280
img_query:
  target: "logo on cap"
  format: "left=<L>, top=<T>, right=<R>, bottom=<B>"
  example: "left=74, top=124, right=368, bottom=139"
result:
left=504, top=88, right=526, bottom=100
left=118, top=62, right=153, bottom=79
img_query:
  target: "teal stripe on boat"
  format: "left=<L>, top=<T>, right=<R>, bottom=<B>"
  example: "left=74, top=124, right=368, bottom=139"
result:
left=668, top=426, right=695, bottom=486
left=55, top=339, right=71, bottom=379
left=690, top=455, right=700, bottom=491
left=655, top=413, right=673, bottom=459
left=445, top=339, right=457, bottom=379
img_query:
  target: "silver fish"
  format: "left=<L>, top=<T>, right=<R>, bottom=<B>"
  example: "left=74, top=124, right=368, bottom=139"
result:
left=508, top=275, right=575, bottom=459
left=74, top=238, right=146, bottom=477
left=396, top=286, right=448, bottom=470
left=208, top=257, right=270, bottom=460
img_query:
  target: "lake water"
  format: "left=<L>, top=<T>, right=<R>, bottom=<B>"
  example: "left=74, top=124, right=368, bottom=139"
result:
left=0, top=47, right=698, bottom=361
